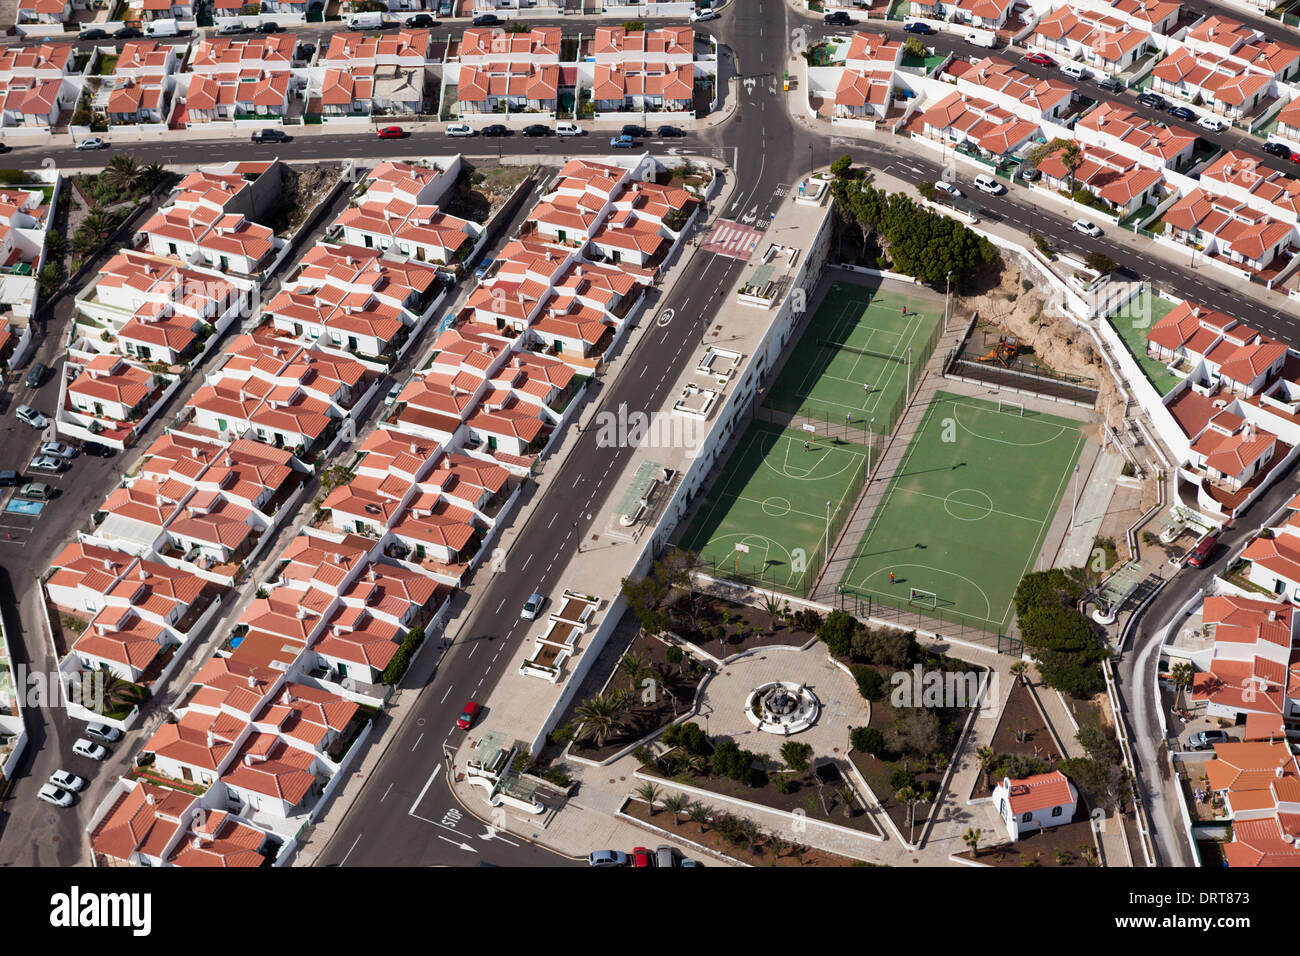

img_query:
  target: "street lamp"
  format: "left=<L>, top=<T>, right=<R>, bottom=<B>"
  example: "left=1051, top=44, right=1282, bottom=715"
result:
left=868, top=417, right=874, bottom=476
left=944, top=271, right=953, bottom=333
left=825, top=500, right=832, bottom=559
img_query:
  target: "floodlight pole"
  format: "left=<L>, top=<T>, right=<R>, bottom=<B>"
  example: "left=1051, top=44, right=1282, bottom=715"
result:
left=825, top=500, right=832, bottom=559
left=869, top=418, right=874, bottom=476
left=944, top=271, right=953, bottom=333
left=1071, top=463, right=1080, bottom=528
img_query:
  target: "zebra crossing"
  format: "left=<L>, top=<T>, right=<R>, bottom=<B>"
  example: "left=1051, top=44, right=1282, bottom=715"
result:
left=701, top=219, right=763, bottom=260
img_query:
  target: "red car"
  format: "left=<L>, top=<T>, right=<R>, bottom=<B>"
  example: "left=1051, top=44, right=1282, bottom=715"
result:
left=456, top=701, right=482, bottom=730
left=1290, top=152, right=1300, bottom=164
left=1187, top=533, right=1220, bottom=568
left=630, top=846, right=652, bottom=868
left=377, top=126, right=405, bottom=139
left=1023, top=52, right=1055, bottom=67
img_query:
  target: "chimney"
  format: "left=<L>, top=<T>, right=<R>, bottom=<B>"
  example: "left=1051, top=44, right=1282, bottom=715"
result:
left=248, top=673, right=256, bottom=688
left=207, top=729, right=214, bottom=748
left=145, top=792, right=155, bottom=805
left=103, top=558, right=113, bottom=572
left=138, top=566, right=148, bottom=581
left=244, top=754, right=254, bottom=766
left=296, top=607, right=308, bottom=620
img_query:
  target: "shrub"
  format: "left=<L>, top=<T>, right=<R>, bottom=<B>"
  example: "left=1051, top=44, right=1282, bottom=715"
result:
left=773, top=775, right=795, bottom=794
left=850, top=725, right=886, bottom=757
left=852, top=665, right=887, bottom=702
left=711, top=739, right=762, bottom=786
left=379, top=625, right=425, bottom=684
left=665, top=645, right=684, bottom=667
left=780, top=740, right=813, bottom=774
left=830, top=153, right=852, bottom=177
left=818, top=609, right=859, bottom=657
left=889, top=766, right=916, bottom=792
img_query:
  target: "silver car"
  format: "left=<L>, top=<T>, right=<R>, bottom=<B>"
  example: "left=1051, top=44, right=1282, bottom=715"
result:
left=28, top=454, right=65, bottom=473
left=39, top=441, right=77, bottom=460
left=15, top=404, right=49, bottom=429
left=72, top=738, right=108, bottom=761
left=37, top=784, right=73, bottom=807
left=49, top=769, right=86, bottom=791
left=521, top=593, right=545, bottom=620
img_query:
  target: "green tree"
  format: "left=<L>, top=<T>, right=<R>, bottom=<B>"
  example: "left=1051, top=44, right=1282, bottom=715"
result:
left=963, top=827, right=982, bottom=857
left=574, top=692, right=630, bottom=748
left=885, top=707, right=942, bottom=756
left=851, top=664, right=887, bottom=702
left=850, top=725, right=886, bottom=756
left=661, top=792, right=689, bottom=824
left=829, top=153, right=852, bottom=177
left=635, top=781, right=662, bottom=813
left=1059, top=139, right=1084, bottom=193
left=1085, top=251, right=1117, bottom=274
left=102, top=153, right=143, bottom=196
left=818, top=608, right=859, bottom=657
left=1170, top=661, right=1194, bottom=711
left=621, top=574, right=672, bottom=638
left=903, top=36, right=927, bottom=59
left=760, top=592, right=786, bottom=633
left=895, top=785, right=921, bottom=843
left=780, top=740, right=813, bottom=774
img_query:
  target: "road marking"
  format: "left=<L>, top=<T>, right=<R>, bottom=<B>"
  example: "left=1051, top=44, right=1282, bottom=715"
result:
left=522, top=553, right=532, bottom=570
left=468, top=643, right=478, bottom=659
left=495, top=598, right=506, bottom=613
left=440, top=685, right=455, bottom=704
left=479, top=827, right=521, bottom=847
left=437, top=834, right=478, bottom=853
left=412, top=732, right=424, bottom=751
left=338, top=832, right=364, bottom=866
left=547, top=513, right=556, bottom=528
left=409, top=762, right=443, bottom=816
left=381, top=782, right=394, bottom=802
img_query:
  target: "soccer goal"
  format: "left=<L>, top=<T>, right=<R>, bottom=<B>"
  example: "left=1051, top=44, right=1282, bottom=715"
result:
left=997, top=399, right=1024, bottom=416
left=909, top=587, right=938, bottom=609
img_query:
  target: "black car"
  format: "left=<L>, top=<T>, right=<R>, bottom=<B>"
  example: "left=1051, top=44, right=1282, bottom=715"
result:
left=824, top=10, right=853, bottom=24
left=656, top=125, right=683, bottom=137
left=113, top=26, right=143, bottom=39
left=1263, top=141, right=1292, bottom=157
left=521, top=124, right=550, bottom=137
left=256, top=21, right=283, bottom=33
left=78, top=27, right=108, bottom=40
left=0, top=143, right=9, bottom=154
left=1096, top=76, right=1124, bottom=93
left=298, top=43, right=315, bottom=59
left=251, top=128, right=288, bottom=143
left=902, top=21, right=935, bottom=34
left=405, top=13, right=436, bottom=27
left=1136, top=91, right=1166, bottom=109
left=0, top=471, right=17, bottom=487
left=25, top=362, right=47, bottom=389
left=472, top=13, right=501, bottom=25
left=480, top=124, right=509, bottom=137
left=80, top=441, right=114, bottom=459
left=1167, top=105, right=1195, bottom=121
left=621, top=124, right=649, bottom=138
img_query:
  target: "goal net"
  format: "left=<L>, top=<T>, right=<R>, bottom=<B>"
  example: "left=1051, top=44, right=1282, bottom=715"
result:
left=997, top=399, right=1024, bottom=416
left=909, top=588, right=938, bottom=609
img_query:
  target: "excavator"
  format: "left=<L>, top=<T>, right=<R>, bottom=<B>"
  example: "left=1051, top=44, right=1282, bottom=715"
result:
left=976, top=334, right=1018, bottom=367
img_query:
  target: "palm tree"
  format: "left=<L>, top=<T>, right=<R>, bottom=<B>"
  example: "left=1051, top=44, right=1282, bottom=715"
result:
left=963, top=827, right=982, bottom=858
left=574, top=692, right=630, bottom=748
left=976, top=745, right=995, bottom=783
left=895, top=785, right=921, bottom=845
left=103, top=153, right=143, bottom=196
left=141, top=161, right=166, bottom=191
left=618, top=652, right=655, bottom=699
left=1009, top=660, right=1029, bottom=686
left=661, top=792, right=689, bottom=824
left=1060, top=139, right=1084, bottom=194
left=1170, top=662, right=1194, bottom=713
left=760, top=592, right=785, bottom=634
left=635, top=781, right=662, bottom=813
left=688, top=802, right=710, bottom=831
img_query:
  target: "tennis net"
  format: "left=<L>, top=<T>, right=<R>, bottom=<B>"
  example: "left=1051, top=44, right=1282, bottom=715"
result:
left=817, top=339, right=906, bottom=364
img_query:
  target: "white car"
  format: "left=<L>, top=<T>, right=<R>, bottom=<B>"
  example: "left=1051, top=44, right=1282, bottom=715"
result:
left=934, top=181, right=963, bottom=197
left=37, top=784, right=74, bottom=807
left=384, top=380, right=403, bottom=406
left=85, top=722, right=122, bottom=742
left=521, top=592, right=545, bottom=620
left=15, top=404, right=49, bottom=429
left=691, top=9, right=720, bottom=21
left=39, top=441, right=77, bottom=460
left=72, top=738, right=108, bottom=761
left=556, top=121, right=583, bottom=137
left=1196, top=115, right=1226, bottom=132
left=1072, top=218, right=1102, bottom=237
left=446, top=123, right=475, bottom=137
left=75, top=137, right=107, bottom=150
left=49, top=770, right=86, bottom=792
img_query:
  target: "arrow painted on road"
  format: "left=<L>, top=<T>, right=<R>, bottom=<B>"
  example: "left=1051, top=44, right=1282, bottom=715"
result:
left=479, top=828, right=521, bottom=847
left=438, top=835, right=478, bottom=853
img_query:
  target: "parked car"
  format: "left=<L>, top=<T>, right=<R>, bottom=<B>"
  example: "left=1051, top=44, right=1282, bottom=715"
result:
left=480, top=124, right=509, bottom=137
left=587, top=850, right=628, bottom=867
left=556, top=121, right=583, bottom=136
left=298, top=42, right=315, bottom=59
left=456, top=701, right=482, bottom=730
left=37, top=784, right=73, bottom=808
left=610, top=134, right=636, bottom=148
left=1023, top=52, right=1055, bottom=67
left=0, top=144, right=9, bottom=154
left=1196, top=114, right=1226, bottom=132
left=1096, top=76, right=1125, bottom=93
left=1189, top=729, right=1231, bottom=750
left=630, top=846, right=653, bottom=867
left=85, top=722, right=122, bottom=742
left=376, top=126, right=406, bottom=139
left=384, top=381, right=403, bottom=406
left=16, top=404, right=50, bottom=429
left=902, top=21, right=935, bottom=34
left=1263, top=141, right=1292, bottom=157
left=77, top=27, right=108, bottom=40
left=217, top=22, right=247, bottom=34
left=28, top=455, right=65, bottom=474
left=521, top=593, right=545, bottom=620
left=1187, top=533, right=1220, bottom=568
left=934, top=180, right=962, bottom=197
left=49, top=770, right=86, bottom=792
left=973, top=173, right=1004, bottom=195
left=656, top=125, right=684, bottom=137
left=25, top=361, right=47, bottom=389
left=113, top=26, right=143, bottom=39
left=75, top=137, right=107, bottom=150
left=655, top=845, right=676, bottom=868
left=1017, top=164, right=1041, bottom=181
left=39, top=441, right=76, bottom=460
left=522, top=124, right=550, bottom=137
left=0, top=471, right=17, bottom=487
left=1136, top=91, right=1167, bottom=109
left=72, top=739, right=108, bottom=761
left=446, top=123, right=476, bottom=137
left=1072, top=218, right=1102, bottom=237
left=256, top=21, right=283, bottom=33
left=80, top=441, right=114, bottom=458
left=18, top=482, right=53, bottom=501
left=1166, top=105, right=1195, bottom=122
left=1290, top=152, right=1300, bottom=164
left=251, top=128, right=288, bottom=144
left=823, top=10, right=853, bottom=24
left=405, top=13, right=436, bottom=26
left=472, top=13, right=501, bottom=25
left=691, top=9, right=719, bottom=21
left=621, top=124, right=649, bottom=138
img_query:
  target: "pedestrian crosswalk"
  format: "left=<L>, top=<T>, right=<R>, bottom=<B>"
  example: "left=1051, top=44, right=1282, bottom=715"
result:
left=702, top=219, right=762, bottom=260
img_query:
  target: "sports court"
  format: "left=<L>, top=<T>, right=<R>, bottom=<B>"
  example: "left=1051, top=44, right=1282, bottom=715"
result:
left=839, top=392, right=1085, bottom=634
left=679, top=421, right=868, bottom=594
left=763, top=276, right=943, bottom=431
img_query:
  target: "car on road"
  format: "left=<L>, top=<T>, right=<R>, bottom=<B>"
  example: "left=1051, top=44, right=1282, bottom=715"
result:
left=522, top=124, right=550, bottom=137
left=39, top=441, right=76, bottom=460
left=86, top=722, right=122, bottom=742
left=0, top=471, right=17, bottom=487
left=218, top=22, right=247, bottom=34
left=1189, top=730, right=1231, bottom=750
left=691, top=9, right=719, bottom=21
left=80, top=441, right=114, bottom=458
left=25, top=361, right=47, bottom=389
left=256, top=21, right=283, bottom=33
left=655, top=845, right=676, bottom=868
left=521, top=592, right=545, bottom=620
left=1166, top=105, right=1195, bottom=122
left=587, top=849, right=628, bottom=867
left=37, top=784, right=74, bottom=808
left=1187, top=533, right=1220, bottom=568
left=376, top=125, right=406, bottom=139
left=72, top=739, right=108, bottom=761
left=1196, top=114, right=1227, bottom=132
left=630, top=846, right=653, bottom=867
left=16, top=404, right=50, bottom=428
left=556, top=121, right=583, bottom=136
left=1096, top=76, right=1125, bottom=93
left=472, top=13, right=502, bottom=25
left=610, top=134, right=636, bottom=148
left=77, top=27, right=108, bottom=40
left=405, top=13, right=436, bottom=26
left=1290, top=152, right=1300, bottom=164
left=621, top=124, right=649, bottom=138
left=480, top=124, right=509, bottom=137
left=1136, top=91, right=1166, bottom=109
left=0, top=144, right=9, bottom=155
left=446, top=123, right=476, bottom=137
left=384, top=380, right=403, bottom=405
left=28, top=455, right=65, bottom=474
left=1022, top=52, right=1055, bottom=67
left=933, top=180, right=962, bottom=197
left=49, top=770, right=86, bottom=792
left=18, top=482, right=53, bottom=501
left=823, top=10, right=853, bottom=24
left=251, top=128, right=288, bottom=144
left=1071, top=218, right=1102, bottom=237
left=75, top=137, right=107, bottom=150
left=1263, top=141, right=1292, bottom=157
left=113, top=26, right=143, bottom=39
left=679, top=857, right=703, bottom=867
left=656, top=125, right=684, bottom=137
left=903, top=21, right=935, bottom=34
left=973, top=173, right=1004, bottom=195
left=456, top=701, right=482, bottom=730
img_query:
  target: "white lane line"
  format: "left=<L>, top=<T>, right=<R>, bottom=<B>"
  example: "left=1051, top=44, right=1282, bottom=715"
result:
left=339, top=832, right=364, bottom=866
left=440, top=684, right=455, bottom=704
left=495, top=598, right=506, bottom=613
left=412, top=732, right=424, bottom=751
left=409, top=762, right=443, bottom=816
left=522, top=554, right=532, bottom=570
left=468, top=643, right=478, bottom=659
left=381, top=782, right=394, bottom=802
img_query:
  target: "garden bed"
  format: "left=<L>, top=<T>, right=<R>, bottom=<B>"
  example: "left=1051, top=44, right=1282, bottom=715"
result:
left=670, top=591, right=818, bottom=659
left=968, top=678, right=1059, bottom=801
left=956, top=817, right=1100, bottom=867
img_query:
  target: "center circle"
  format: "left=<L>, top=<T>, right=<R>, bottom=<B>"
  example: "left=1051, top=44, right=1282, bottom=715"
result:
left=762, top=496, right=792, bottom=517
left=943, top=488, right=993, bottom=521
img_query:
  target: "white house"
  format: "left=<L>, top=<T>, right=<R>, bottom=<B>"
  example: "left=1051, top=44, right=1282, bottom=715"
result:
left=993, top=771, right=1078, bottom=842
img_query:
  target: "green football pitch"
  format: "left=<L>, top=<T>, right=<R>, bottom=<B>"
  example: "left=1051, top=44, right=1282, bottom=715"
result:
left=678, top=421, right=868, bottom=595
left=763, top=278, right=943, bottom=431
left=839, top=393, right=1085, bottom=634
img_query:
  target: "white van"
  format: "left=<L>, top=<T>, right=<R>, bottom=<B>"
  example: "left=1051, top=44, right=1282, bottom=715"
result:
left=964, top=30, right=996, bottom=48
left=973, top=173, right=1004, bottom=195
left=146, top=17, right=178, bottom=36
left=556, top=121, right=583, bottom=136
left=1059, top=61, right=1090, bottom=81
left=347, top=10, right=383, bottom=28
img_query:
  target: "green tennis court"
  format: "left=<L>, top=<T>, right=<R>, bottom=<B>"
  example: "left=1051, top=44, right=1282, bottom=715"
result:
left=679, top=421, right=868, bottom=595
left=840, top=393, right=1085, bottom=633
left=763, top=277, right=943, bottom=430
